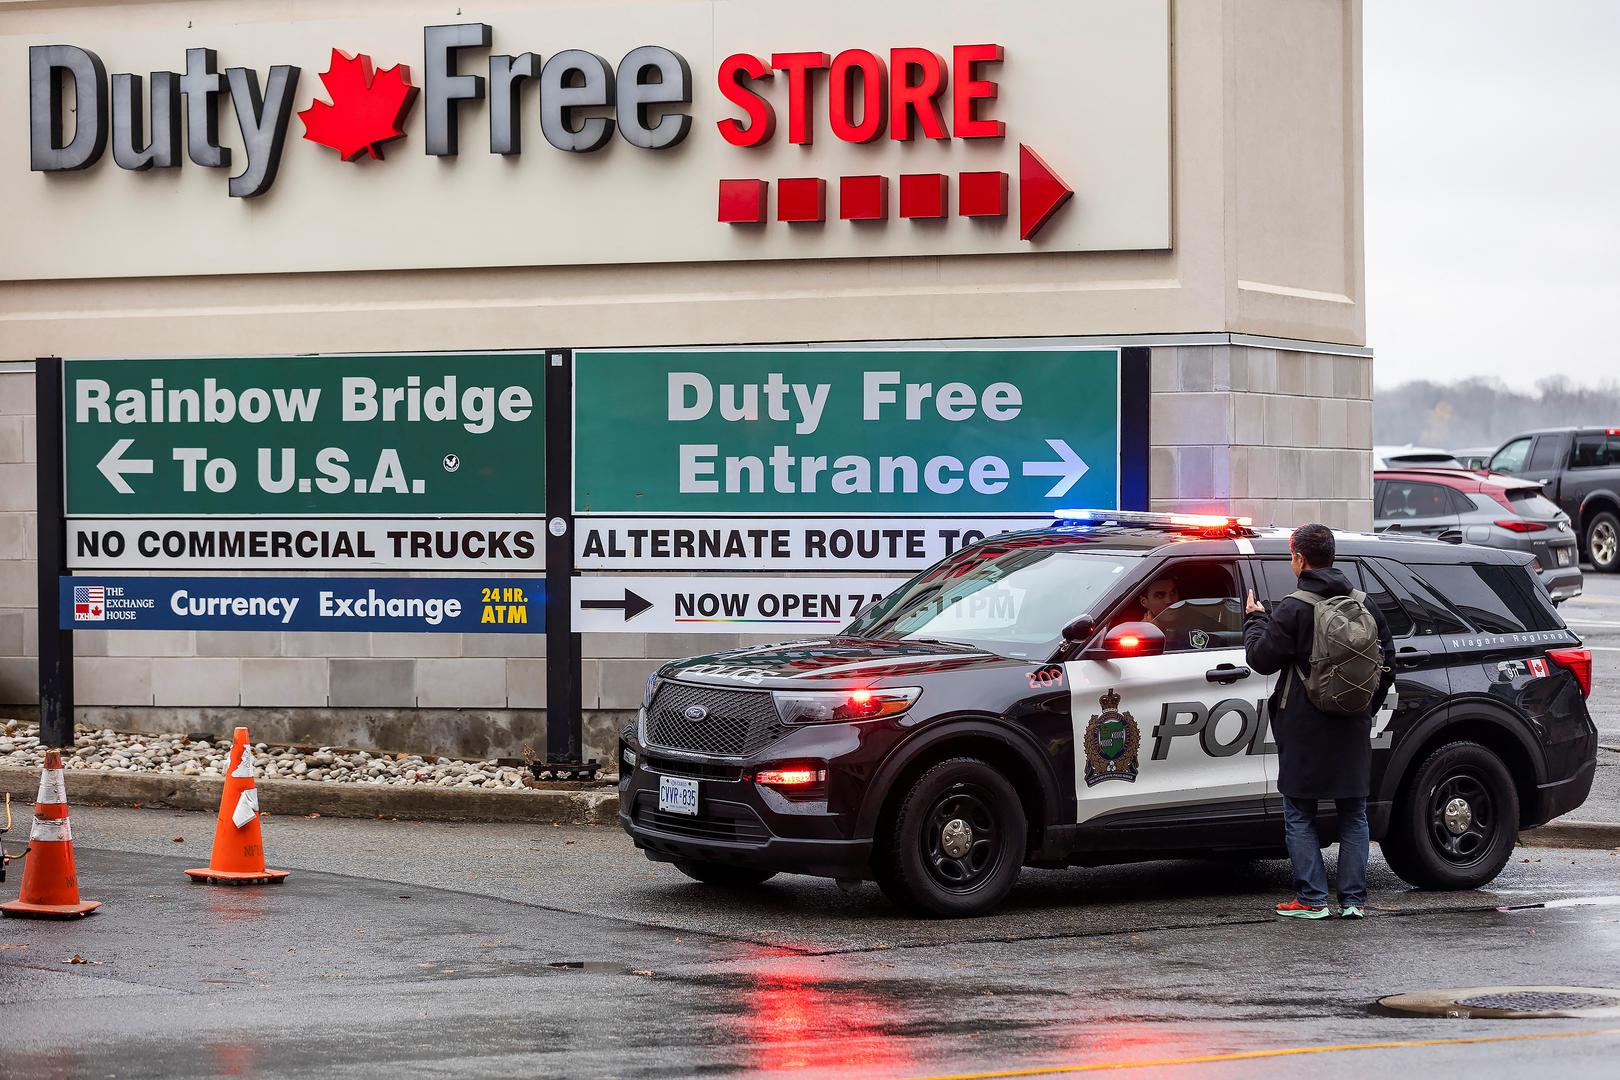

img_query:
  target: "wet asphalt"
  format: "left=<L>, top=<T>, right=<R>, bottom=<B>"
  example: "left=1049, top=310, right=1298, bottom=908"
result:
left=1559, top=572, right=1620, bottom=822
left=0, top=571, right=1616, bottom=1078
left=2, top=806, right=1619, bottom=1079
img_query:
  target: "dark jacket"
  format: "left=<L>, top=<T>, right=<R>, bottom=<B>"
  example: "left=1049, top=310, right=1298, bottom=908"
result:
left=1242, top=567, right=1395, bottom=800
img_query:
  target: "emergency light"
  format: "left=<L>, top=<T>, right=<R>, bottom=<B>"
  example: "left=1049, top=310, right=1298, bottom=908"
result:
left=1052, top=509, right=1254, bottom=532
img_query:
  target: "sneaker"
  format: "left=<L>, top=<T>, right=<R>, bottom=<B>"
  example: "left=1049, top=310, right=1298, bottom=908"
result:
left=1275, top=899, right=1331, bottom=920
left=1339, top=905, right=1366, bottom=919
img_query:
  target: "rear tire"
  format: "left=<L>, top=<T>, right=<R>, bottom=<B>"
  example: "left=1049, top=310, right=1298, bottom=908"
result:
left=874, top=757, right=1026, bottom=917
left=673, top=860, right=778, bottom=888
left=1586, top=511, right=1620, bottom=573
left=1381, top=740, right=1518, bottom=890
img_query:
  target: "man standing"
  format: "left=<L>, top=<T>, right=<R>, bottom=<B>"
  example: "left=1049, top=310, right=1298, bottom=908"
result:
left=1243, top=524, right=1394, bottom=920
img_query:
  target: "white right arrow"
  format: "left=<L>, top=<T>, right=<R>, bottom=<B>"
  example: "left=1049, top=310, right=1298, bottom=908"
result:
left=96, top=438, right=154, bottom=495
left=1022, top=439, right=1090, bottom=498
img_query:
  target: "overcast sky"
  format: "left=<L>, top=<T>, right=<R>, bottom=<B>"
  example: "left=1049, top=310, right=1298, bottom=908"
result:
left=1364, top=0, right=1620, bottom=389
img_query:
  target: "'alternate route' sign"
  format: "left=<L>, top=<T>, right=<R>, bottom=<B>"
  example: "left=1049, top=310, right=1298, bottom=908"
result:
left=573, top=348, right=1121, bottom=514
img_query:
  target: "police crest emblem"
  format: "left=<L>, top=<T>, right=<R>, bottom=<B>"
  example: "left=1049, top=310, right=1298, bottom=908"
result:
left=1084, top=688, right=1141, bottom=787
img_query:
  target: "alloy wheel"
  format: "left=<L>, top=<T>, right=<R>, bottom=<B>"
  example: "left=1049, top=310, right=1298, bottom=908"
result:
left=1428, top=771, right=1496, bottom=866
left=923, top=785, right=1001, bottom=892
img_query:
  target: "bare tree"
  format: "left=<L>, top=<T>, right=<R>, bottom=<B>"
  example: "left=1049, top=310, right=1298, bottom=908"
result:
left=1375, top=377, right=1620, bottom=451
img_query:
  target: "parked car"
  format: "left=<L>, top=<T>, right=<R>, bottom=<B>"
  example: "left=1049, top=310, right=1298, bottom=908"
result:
left=1453, top=447, right=1496, bottom=470
left=620, top=511, right=1596, bottom=916
left=1373, top=445, right=1463, bottom=470
left=1485, top=427, right=1620, bottom=573
left=1374, top=468, right=1582, bottom=603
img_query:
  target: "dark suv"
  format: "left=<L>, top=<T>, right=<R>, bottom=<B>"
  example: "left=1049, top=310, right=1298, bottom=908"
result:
left=1487, top=427, right=1620, bottom=573
left=618, top=512, right=1597, bottom=916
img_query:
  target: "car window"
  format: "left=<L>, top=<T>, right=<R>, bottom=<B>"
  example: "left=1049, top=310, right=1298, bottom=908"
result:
left=1109, top=559, right=1242, bottom=654
left=1257, top=558, right=1415, bottom=639
left=1505, top=488, right=1561, bottom=518
left=844, top=545, right=1132, bottom=660
left=1490, top=437, right=1532, bottom=473
left=1527, top=437, right=1561, bottom=474
left=1377, top=481, right=1456, bottom=521
left=1446, top=488, right=1477, bottom=515
left=1410, top=563, right=1544, bottom=635
left=1571, top=435, right=1620, bottom=469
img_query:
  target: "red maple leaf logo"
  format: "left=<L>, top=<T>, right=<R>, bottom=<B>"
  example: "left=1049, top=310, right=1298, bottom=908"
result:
left=298, top=49, right=418, bottom=161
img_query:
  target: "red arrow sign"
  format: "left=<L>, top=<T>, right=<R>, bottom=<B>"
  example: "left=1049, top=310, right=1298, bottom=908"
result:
left=1019, top=143, right=1073, bottom=240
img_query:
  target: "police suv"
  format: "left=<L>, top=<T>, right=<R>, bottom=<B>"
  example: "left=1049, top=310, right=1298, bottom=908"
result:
left=618, top=511, right=1598, bottom=916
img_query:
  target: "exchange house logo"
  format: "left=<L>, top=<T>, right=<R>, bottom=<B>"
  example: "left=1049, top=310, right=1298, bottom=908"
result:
left=1084, top=688, right=1140, bottom=787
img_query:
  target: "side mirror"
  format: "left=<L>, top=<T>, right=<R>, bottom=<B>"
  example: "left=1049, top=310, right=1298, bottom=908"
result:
left=1061, top=614, right=1096, bottom=643
left=1099, top=621, right=1166, bottom=658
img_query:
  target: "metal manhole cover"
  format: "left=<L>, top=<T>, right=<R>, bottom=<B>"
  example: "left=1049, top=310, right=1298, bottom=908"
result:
left=1458, top=991, right=1620, bottom=1012
left=1380, top=986, right=1620, bottom=1019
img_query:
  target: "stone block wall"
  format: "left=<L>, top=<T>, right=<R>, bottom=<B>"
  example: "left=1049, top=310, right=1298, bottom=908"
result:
left=1149, top=344, right=1374, bottom=530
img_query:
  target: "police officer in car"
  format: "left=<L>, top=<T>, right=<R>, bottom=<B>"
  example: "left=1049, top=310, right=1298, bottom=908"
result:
left=1138, top=576, right=1181, bottom=626
left=1243, top=523, right=1395, bottom=921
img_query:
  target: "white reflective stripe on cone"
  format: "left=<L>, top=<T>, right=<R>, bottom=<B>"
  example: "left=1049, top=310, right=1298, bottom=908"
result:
left=231, top=745, right=256, bottom=779
left=35, top=768, right=67, bottom=806
left=231, top=788, right=259, bottom=829
left=31, top=816, right=71, bottom=842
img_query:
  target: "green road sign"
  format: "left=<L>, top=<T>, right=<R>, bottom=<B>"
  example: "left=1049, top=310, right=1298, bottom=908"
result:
left=574, top=349, right=1121, bottom=513
left=64, top=354, right=545, bottom=516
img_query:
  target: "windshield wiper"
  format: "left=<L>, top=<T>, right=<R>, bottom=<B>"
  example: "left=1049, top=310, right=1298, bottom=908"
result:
left=905, top=637, right=988, bottom=652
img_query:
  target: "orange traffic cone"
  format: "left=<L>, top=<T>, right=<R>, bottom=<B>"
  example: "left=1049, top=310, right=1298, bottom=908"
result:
left=185, top=728, right=289, bottom=886
left=1, top=748, right=101, bottom=919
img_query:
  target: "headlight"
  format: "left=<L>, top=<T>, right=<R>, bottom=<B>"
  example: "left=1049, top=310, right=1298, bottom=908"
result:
left=643, top=672, right=660, bottom=709
left=772, top=687, right=921, bottom=724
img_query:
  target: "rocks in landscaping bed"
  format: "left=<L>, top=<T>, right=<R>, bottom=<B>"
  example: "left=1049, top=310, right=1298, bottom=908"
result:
left=0, top=721, right=544, bottom=791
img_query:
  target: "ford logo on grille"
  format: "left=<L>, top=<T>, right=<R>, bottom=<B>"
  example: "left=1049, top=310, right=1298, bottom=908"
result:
left=683, top=704, right=709, bottom=722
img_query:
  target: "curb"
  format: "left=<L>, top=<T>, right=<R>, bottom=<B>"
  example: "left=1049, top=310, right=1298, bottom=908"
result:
left=1524, top=819, right=1620, bottom=851
left=0, top=767, right=621, bottom=826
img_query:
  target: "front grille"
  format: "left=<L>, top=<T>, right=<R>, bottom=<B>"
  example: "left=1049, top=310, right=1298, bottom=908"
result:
left=642, top=752, right=745, bottom=782
left=632, top=792, right=769, bottom=843
left=644, top=681, right=789, bottom=757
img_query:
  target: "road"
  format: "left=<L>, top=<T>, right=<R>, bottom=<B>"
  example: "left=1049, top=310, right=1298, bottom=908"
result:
left=3, top=807, right=1620, bottom=1079
left=0, top=569, right=1614, bottom=1079
left=1556, top=569, right=1620, bottom=821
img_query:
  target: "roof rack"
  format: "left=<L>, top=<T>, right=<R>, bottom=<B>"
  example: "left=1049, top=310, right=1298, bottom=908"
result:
left=1052, top=508, right=1256, bottom=536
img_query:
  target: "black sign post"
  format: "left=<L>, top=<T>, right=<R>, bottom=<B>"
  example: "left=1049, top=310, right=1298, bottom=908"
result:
left=542, top=349, right=590, bottom=776
left=35, top=356, right=73, bottom=748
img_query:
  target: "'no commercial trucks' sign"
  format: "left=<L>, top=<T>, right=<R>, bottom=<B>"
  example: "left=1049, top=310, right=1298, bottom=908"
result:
left=572, top=348, right=1123, bottom=569
left=63, top=353, right=545, bottom=570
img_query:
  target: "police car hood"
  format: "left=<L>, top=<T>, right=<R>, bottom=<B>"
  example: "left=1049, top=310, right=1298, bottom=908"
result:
left=661, top=636, right=1021, bottom=687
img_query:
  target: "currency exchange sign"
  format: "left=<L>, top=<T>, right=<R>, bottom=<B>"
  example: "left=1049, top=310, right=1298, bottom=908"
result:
left=573, top=349, right=1121, bottom=514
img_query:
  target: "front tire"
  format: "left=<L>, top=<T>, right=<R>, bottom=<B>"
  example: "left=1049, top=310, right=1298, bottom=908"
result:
left=1381, top=741, right=1518, bottom=890
left=1586, top=511, right=1620, bottom=573
left=673, top=860, right=778, bottom=888
left=875, top=757, right=1027, bottom=917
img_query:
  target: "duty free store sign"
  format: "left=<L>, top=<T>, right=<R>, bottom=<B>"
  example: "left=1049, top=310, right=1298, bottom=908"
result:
left=5, top=0, right=1170, bottom=279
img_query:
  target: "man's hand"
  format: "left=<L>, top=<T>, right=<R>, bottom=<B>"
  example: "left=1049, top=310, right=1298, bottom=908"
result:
left=1244, top=589, right=1266, bottom=616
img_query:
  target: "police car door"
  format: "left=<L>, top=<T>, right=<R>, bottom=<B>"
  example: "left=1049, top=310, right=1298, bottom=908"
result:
left=1064, top=558, right=1271, bottom=832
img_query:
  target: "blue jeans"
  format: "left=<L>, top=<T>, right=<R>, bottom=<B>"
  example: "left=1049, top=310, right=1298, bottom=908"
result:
left=1282, top=795, right=1369, bottom=907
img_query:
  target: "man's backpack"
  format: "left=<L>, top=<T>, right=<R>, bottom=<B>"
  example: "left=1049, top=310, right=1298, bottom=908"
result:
left=1286, top=589, right=1383, bottom=716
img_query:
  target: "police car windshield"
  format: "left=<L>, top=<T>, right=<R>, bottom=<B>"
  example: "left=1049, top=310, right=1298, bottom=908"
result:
left=844, top=546, right=1131, bottom=660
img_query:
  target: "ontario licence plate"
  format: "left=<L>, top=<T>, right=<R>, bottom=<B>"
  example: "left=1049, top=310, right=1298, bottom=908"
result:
left=1557, top=547, right=1574, bottom=566
left=658, top=775, right=699, bottom=816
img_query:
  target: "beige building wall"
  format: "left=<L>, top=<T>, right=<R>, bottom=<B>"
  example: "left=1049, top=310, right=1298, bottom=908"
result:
left=0, top=0, right=1369, bottom=760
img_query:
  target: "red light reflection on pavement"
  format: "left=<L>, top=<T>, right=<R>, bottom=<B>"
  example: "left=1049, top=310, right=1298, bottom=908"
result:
left=730, top=958, right=917, bottom=1074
